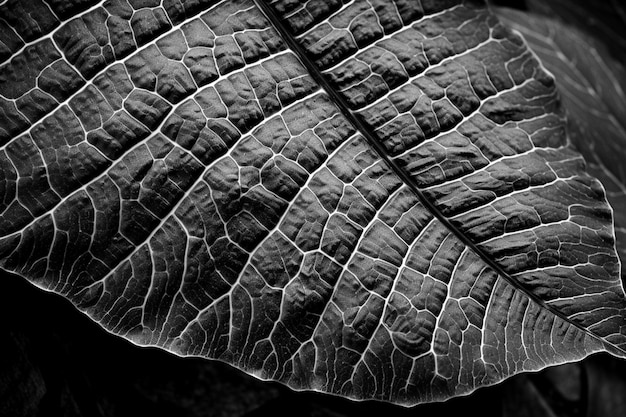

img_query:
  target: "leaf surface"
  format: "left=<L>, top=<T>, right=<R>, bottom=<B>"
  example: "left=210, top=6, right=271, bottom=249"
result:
left=1, top=0, right=625, bottom=406
left=495, top=7, right=626, bottom=275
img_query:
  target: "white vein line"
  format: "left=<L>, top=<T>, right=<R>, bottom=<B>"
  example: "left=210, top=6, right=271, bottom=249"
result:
left=446, top=174, right=579, bottom=220
left=1, top=0, right=108, bottom=64
left=78, top=88, right=327, bottom=291
left=479, top=276, right=500, bottom=365
left=0, top=0, right=230, bottom=150
left=284, top=184, right=406, bottom=365
left=477, top=219, right=605, bottom=255
left=0, top=49, right=295, bottom=240
left=349, top=214, right=436, bottom=383
left=418, top=145, right=556, bottom=192
left=293, top=0, right=356, bottom=38
left=176, top=131, right=361, bottom=340
left=387, top=77, right=537, bottom=160
left=357, top=33, right=496, bottom=112
left=320, top=3, right=467, bottom=73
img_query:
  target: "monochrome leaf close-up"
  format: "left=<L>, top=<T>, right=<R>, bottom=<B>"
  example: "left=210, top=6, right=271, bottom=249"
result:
left=1, top=0, right=626, bottom=408
left=495, top=5, right=626, bottom=275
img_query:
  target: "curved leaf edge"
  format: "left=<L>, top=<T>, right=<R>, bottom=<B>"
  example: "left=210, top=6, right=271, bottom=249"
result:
left=484, top=5, right=626, bottom=357
left=497, top=13, right=626, bottom=337
left=494, top=5, right=626, bottom=281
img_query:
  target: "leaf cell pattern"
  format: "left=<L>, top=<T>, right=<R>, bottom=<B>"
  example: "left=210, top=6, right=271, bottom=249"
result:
left=495, top=6, right=626, bottom=277
left=0, top=0, right=625, bottom=406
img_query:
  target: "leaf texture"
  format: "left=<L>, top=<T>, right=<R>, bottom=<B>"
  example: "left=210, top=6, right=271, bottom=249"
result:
left=494, top=7, right=626, bottom=278
left=1, top=0, right=625, bottom=406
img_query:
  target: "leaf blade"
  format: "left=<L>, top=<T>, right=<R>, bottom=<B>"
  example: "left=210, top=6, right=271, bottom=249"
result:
left=495, top=6, right=626, bottom=277
left=0, top=0, right=624, bottom=406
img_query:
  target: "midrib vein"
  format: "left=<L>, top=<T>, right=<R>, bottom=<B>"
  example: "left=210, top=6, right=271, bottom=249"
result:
left=252, top=0, right=626, bottom=357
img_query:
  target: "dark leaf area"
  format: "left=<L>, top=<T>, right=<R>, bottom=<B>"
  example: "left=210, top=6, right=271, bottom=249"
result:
left=2, top=270, right=626, bottom=416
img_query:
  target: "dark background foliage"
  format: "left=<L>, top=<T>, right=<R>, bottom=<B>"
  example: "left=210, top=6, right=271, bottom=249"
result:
left=2, top=0, right=626, bottom=416
left=490, top=0, right=526, bottom=9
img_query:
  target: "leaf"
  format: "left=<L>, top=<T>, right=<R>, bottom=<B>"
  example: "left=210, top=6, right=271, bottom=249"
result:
left=1, top=0, right=626, bottom=407
left=494, top=7, right=626, bottom=275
